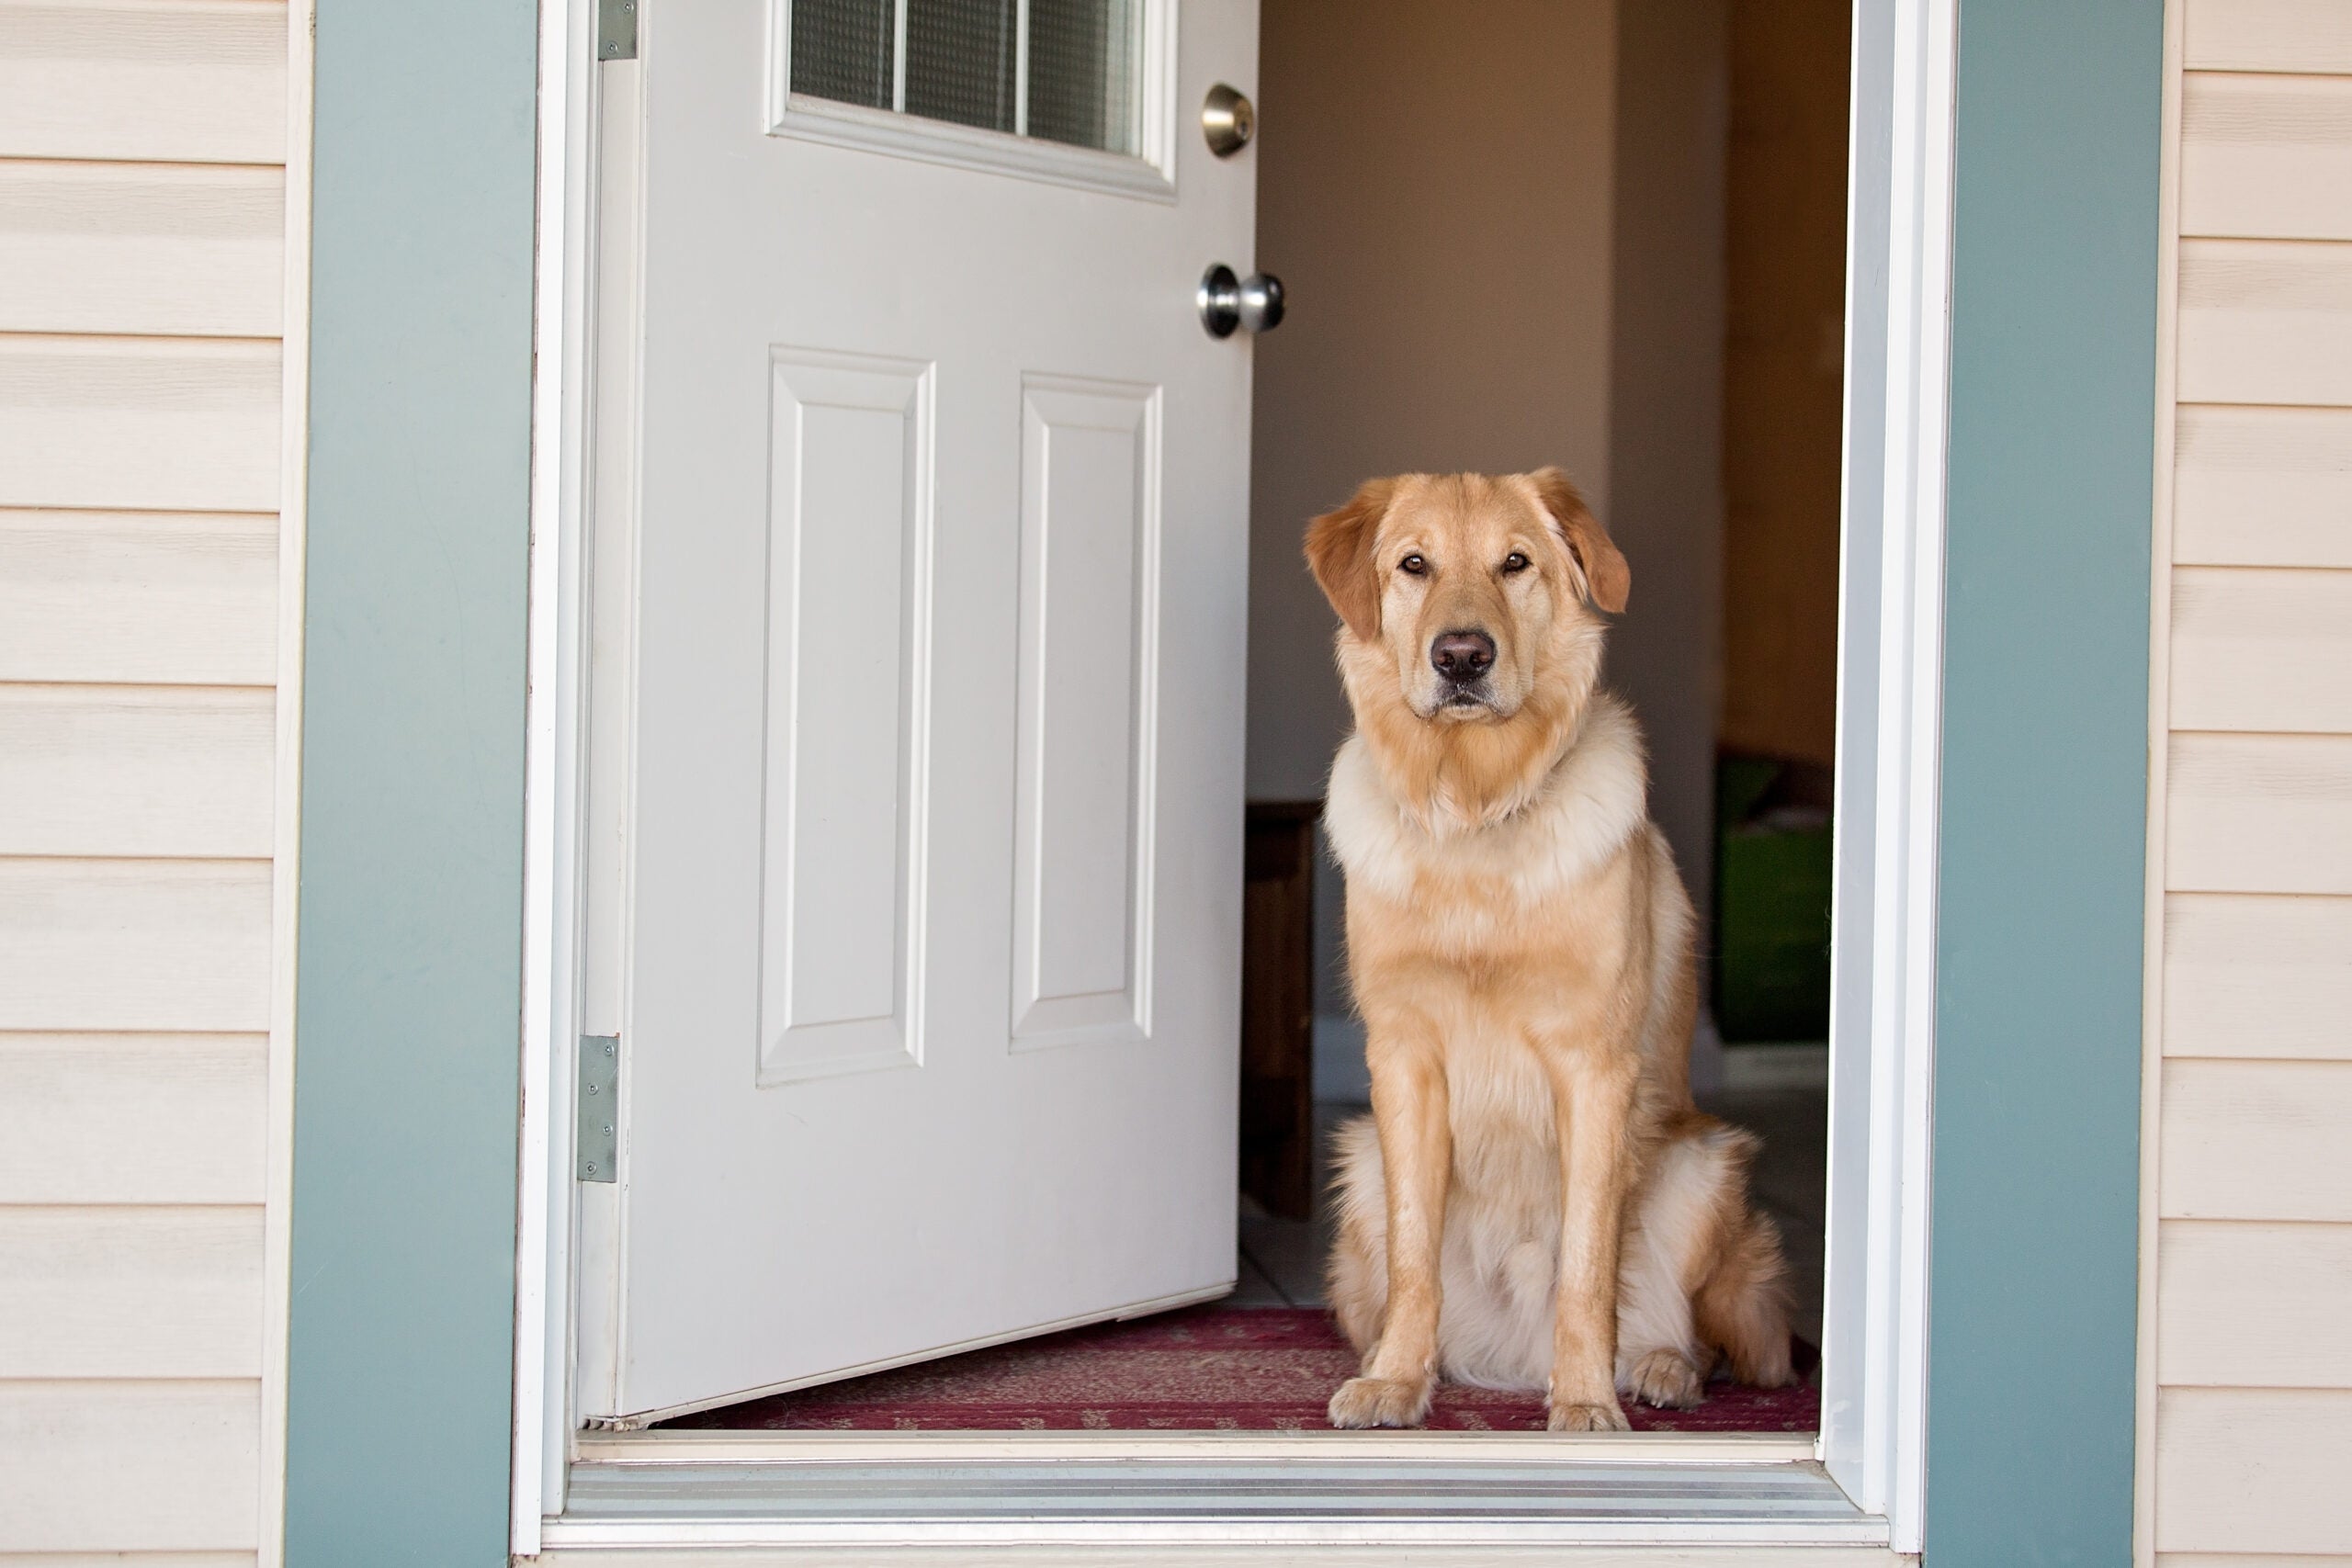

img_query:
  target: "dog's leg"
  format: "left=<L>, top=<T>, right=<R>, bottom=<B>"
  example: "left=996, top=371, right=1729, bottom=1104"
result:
left=1328, top=1036, right=1449, bottom=1428
left=1542, top=1050, right=1637, bottom=1431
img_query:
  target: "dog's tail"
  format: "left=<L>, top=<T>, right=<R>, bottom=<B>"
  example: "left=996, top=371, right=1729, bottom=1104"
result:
left=1689, top=1127, right=1795, bottom=1388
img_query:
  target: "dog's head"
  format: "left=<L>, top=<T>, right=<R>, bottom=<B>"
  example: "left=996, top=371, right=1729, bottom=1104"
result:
left=1305, top=469, right=1628, bottom=819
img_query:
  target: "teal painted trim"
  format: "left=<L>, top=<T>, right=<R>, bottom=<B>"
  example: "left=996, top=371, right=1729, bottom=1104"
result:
left=284, top=1, right=539, bottom=1562
left=1928, top=2, right=2160, bottom=1563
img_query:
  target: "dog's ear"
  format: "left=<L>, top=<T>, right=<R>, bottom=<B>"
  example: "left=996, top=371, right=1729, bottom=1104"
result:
left=1527, top=467, right=1629, bottom=614
left=1305, top=478, right=1396, bottom=641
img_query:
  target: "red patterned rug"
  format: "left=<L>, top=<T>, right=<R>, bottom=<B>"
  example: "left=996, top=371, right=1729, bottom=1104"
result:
left=665, top=1305, right=1819, bottom=1432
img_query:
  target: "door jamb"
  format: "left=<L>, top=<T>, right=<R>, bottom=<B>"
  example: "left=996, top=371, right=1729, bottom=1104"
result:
left=508, top=0, right=1956, bottom=1554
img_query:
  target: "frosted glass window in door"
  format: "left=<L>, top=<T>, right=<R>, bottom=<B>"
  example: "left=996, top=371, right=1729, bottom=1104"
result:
left=788, top=0, right=1142, bottom=154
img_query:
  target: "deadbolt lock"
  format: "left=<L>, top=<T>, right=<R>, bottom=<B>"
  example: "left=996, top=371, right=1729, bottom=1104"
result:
left=1203, top=84, right=1254, bottom=157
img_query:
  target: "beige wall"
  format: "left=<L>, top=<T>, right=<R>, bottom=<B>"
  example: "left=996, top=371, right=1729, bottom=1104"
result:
left=1245, top=0, right=1729, bottom=914
left=1718, top=0, right=1848, bottom=771
left=2143, top=0, right=2352, bottom=1560
left=1245, top=0, right=1618, bottom=799
left=0, top=1, right=300, bottom=1560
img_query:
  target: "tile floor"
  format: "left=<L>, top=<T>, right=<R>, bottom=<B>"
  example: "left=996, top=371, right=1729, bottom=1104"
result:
left=1232, top=1089, right=1827, bottom=1349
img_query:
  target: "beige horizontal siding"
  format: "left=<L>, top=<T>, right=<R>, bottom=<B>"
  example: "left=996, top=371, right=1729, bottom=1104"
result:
left=2156, top=1387, right=2352, bottom=1554
left=2187, top=0, right=2352, bottom=74
left=0, top=1556, right=256, bottom=1567
left=2166, top=732, right=2352, bottom=893
left=0, top=1, right=287, bottom=165
left=2156, top=1218, right=2352, bottom=1385
left=0, top=513, right=278, bottom=687
left=2163, top=894, right=2352, bottom=1058
left=0, top=686, right=275, bottom=860
left=0, top=860, right=271, bottom=1035
left=0, top=1381, right=257, bottom=1552
left=2163, top=1058, right=2352, bottom=1220
left=2182, top=72, right=2352, bottom=240
left=2169, top=566, right=2352, bottom=730
left=2154, top=8, right=2352, bottom=1558
left=0, top=0, right=289, bottom=1558
left=2178, top=237, right=2352, bottom=405
left=0, top=336, right=281, bottom=513
left=0, top=1208, right=264, bottom=1380
left=0, top=161, right=285, bottom=337
left=2173, top=403, right=2352, bottom=567
left=0, top=1555, right=256, bottom=1567
left=0, top=1036, right=267, bottom=1206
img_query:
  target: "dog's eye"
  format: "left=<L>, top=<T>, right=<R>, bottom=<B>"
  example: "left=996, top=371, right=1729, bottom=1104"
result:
left=1398, top=554, right=1428, bottom=576
left=1501, top=551, right=1532, bottom=574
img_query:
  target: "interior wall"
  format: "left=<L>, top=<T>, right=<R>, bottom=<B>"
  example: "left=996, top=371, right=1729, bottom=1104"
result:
left=1719, top=0, right=1850, bottom=770
left=1603, top=0, right=1729, bottom=920
left=1244, top=0, right=1621, bottom=806
left=1247, top=0, right=1731, bottom=1089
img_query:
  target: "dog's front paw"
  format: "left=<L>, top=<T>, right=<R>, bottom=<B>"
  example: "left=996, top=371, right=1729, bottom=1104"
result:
left=1624, top=1348, right=1704, bottom=1410
left=1328, top=1376, right=1433, bottom=1429
left=1546, top=1397, right=1631, bottom=1433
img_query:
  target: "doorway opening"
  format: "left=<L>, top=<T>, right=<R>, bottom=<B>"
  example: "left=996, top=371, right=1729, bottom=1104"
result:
left=636, top=0, right=1854, bottom=1438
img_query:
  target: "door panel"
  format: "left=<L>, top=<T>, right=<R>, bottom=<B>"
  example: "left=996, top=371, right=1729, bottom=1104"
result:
left=1012, top=376, right=1157, bottom=1048
left=595, top=0, right=1257, bottom=1420
left=758, top=350, right=931, bottom=1084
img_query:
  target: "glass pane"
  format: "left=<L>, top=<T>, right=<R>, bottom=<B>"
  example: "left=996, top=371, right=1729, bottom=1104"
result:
left=789, top=0, right=896, bottom=112
left=786, top=0, right=1146, bottom=157
left=904, top=0, right=1018, bottom=135
left=1027, top=0, right=1139, bottom=154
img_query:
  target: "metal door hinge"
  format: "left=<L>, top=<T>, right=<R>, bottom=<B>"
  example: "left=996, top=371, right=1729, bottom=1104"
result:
left=597, top=0, right=638, bottom=62
left=578, top=1033, right=618, bottom=1182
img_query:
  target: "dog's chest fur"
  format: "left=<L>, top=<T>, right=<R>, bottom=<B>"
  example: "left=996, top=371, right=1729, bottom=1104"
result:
left=1324, top=693, right=1651, bottom=970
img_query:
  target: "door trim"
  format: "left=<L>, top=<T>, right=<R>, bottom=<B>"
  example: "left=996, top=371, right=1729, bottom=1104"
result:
left=511, top=0, right=1955, bottom=1553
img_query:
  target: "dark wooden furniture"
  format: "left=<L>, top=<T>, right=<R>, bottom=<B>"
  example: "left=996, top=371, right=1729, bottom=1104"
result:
left=1239, top=799, right=1321, bottom=1220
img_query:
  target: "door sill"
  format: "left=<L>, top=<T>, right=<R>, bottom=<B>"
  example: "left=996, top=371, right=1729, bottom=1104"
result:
left=547, top=1431, right=1885, bottom=1551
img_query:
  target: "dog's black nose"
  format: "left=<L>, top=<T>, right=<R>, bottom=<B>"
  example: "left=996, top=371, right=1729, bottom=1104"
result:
left=1430, top=630, right=1497, bottom=682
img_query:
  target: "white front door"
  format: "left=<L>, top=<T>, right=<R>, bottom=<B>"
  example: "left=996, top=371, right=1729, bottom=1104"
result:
left=587, top=0, right=1261, bottom=1421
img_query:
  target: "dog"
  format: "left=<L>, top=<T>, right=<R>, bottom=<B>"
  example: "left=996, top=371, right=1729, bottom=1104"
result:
left=1306, top=468, right=1793, bottom=1432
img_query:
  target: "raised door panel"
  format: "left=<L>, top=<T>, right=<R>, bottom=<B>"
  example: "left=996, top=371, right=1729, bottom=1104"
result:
left=2164, top=893, right=2352, bottom=1058
left=758, top=349, right=933, bottom=1084
left=2169, top=567, right=2352, bottom=733
left=1011, top=376, right=1159, bottom=1048
left=0, top=0, right=287, bottom=164
left=2166, top=732, right=2352, bottom=894
left=2177, top=238, right=2352, bottom=407
left=2174, top=404, right=2352, bottom=568
left=2180, top=72, right=2352, bottom=242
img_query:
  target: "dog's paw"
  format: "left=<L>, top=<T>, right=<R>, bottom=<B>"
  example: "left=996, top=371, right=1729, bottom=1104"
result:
left=1624, top=1348, right=1704, bottom=1410
left=1328, top=1376, right=1432, bottom=1429
left=1545, top=1397, right=1631, bottom=1433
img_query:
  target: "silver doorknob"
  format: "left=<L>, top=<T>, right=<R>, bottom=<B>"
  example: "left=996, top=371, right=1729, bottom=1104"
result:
left=1198, top=264, right=1285, bottom=338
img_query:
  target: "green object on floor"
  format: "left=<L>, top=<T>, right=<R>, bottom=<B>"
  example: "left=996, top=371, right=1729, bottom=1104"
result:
left=1713, top=758, right=1834, bottom=1043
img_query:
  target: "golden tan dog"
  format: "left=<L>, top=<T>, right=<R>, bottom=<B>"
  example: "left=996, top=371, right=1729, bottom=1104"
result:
left=1307, top=469, right=1792, bottom=1432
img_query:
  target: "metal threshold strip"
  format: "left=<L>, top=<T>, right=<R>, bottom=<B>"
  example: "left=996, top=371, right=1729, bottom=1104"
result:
left=548, top=1432, right=1887, bottom=1549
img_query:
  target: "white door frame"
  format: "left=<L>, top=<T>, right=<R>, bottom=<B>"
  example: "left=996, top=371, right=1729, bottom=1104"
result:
left=508, top=0, right=1958, bottom=1555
